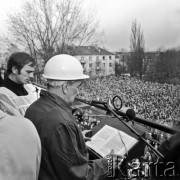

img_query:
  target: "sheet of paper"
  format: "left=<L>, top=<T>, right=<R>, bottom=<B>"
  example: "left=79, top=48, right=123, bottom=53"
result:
left=86, top=125, right=138, bottom=157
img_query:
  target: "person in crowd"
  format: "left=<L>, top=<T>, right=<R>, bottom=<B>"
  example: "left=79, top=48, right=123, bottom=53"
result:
left=0, top=52, right=40, bottom=116
left=25, top=54, right=123, bottom=180
left=0, top=99, right=41, bottom=180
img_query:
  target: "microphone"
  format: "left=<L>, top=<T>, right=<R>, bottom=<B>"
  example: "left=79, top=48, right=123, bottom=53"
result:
left=118, top=107, right=136, bottom=120
left=126, top=109, right=136, bottom=120
left=108, top=98, right=136, bottom=120
left=75, top=97, right=136, bottom=120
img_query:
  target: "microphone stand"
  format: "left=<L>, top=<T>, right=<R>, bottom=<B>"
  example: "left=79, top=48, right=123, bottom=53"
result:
left=75, top=97, right=179, bottom=134
left=90, top=101, right=164, bottom=159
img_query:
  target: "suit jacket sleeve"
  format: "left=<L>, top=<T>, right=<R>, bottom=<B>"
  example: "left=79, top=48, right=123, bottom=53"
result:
left=49, top=123, right=108, bottom=180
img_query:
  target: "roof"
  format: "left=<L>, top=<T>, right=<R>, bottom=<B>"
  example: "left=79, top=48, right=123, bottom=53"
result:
left=66, top=46, right=114, bottom=56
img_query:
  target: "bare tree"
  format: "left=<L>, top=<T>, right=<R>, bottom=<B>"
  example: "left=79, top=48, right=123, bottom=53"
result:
left=0, top=37, right=20, bottom=64
left=129, top=20, right=145, bottom=79
left=8, top=0, right=103, bottom=63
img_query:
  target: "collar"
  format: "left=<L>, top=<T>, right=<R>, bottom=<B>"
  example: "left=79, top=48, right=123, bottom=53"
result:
left=4, top=77, right=23, bottom=88
left=3, top=77, right=28, bottom=96
left=40, top=90, right=73, bottom=114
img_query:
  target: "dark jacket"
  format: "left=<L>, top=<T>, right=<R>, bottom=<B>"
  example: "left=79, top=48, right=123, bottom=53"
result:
left=25, top=90, right=108, bottom=180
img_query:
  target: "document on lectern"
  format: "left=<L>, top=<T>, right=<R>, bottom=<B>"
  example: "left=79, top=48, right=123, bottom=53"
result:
left=86, top=125, right=138, bottom=157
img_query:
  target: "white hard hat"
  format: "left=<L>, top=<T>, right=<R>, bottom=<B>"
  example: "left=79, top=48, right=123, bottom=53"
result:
left=43, top=54, right=89, bottom=80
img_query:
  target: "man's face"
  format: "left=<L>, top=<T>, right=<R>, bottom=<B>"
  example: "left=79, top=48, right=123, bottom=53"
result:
left=66, top=80, right=82, bottom=105
left=15, top=62, right=35, bottom=84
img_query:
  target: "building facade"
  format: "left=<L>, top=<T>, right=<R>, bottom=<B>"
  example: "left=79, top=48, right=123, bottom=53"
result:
left=67, top=45, right=116, bottom=76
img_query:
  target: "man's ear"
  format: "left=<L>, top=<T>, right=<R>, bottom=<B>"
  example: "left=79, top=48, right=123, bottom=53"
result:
left=62, top=82, right=68, bottom=94
left=12, top=66, right=18, bottom=75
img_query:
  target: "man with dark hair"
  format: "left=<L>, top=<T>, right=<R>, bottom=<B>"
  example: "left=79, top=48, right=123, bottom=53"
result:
left=4, top=52, right=36, bottom=96
left=0, top=52, right=40, bottom=116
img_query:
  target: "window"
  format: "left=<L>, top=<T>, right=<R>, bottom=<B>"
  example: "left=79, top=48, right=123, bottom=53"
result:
left=103, top=63, right=105, bottom=67
left=81, top=56, right=84, bottom=60
left=109, top=56, right=111, bottom=60
left=109, top=63, right=112, bottom=67
left=89, top=56, right=92, bottom=61
left=103, top=56, right=105, bottom=60
left=89, top=63, right=92, bottom=68
left=96, top=56, right=99, bottom=61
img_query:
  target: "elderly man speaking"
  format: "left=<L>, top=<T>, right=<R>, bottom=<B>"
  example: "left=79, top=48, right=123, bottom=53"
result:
left=25, top=54, right=122, bottom=180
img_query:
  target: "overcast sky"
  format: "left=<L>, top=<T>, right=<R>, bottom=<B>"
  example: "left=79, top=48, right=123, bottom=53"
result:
left=0, top=0, right=180, bottom=52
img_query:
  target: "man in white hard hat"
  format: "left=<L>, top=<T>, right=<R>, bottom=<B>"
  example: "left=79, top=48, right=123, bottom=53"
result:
left=0, top=52, right=40, bottom=116
left=25, top=54, right=123, bottom=180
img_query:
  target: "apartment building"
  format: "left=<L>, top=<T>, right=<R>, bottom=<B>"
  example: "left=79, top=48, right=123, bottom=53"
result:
left=67, top=45, right=115, bottom=76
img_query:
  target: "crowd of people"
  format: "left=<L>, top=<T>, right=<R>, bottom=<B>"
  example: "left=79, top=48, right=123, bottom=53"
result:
left=78, top=75, right=180, bottom=130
